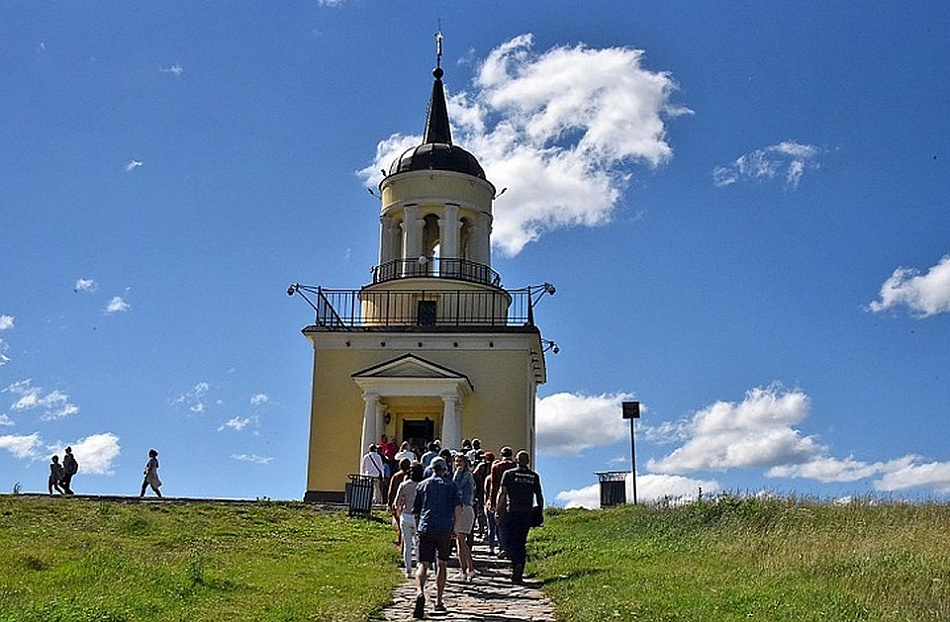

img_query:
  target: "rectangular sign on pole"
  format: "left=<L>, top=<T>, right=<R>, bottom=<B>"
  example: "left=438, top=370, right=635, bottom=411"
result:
left=622, top=401, right=640, bottom=419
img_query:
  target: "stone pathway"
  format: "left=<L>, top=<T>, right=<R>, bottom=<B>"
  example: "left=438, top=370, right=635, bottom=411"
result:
left=379, top=542, right=556, bottom=621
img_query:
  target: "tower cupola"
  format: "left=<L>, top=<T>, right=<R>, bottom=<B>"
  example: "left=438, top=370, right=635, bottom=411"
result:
left=375, top=53, right=498, bottom=287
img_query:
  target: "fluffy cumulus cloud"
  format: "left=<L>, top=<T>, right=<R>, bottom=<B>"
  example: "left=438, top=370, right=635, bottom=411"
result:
left=74, top=278, right=98, bottom=293
left=648, top=385, right=821, bottom=473
left=536, top=391, right=637, bottom=455
left=868, top=254, right=950, bottom=317
left=250, top=393, right=269, bottom=406
left=555, top=473, right=720, bottom=509
left=0, top=432, right=43, bottom=459
left=52, top=433, right=122, bottom=475
left=874, top=458, right=950, bottom=494
left=0, top=315, right=13, bottom=331
left=713, top=141, right=821, bottom=189
left=360, top=34, right=689, bottom=255
left=104, top=296, right=131, bottom=314
left=4, top=379, right=79, bottom=421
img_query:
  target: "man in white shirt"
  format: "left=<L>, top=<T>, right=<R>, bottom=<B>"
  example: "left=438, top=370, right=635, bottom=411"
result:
left=361, top=444, right=386, bottom=503
left=394, top=441, right=416, bottom=464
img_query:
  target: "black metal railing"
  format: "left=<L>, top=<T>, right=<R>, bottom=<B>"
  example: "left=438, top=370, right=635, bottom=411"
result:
left=289, top=284, right=536, bottom=329
left=371, top=258, right=502, bottom=287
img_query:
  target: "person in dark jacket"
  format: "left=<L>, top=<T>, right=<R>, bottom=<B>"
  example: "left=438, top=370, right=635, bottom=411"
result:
left=495, top=450, right=544, bottom=584
left=61, top=446, right=79, bottom=495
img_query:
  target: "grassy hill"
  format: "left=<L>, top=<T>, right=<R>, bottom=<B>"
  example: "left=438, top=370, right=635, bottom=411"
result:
left=533, top=495, right=950, bottom=621
left=2, top=494, right=949, bottom=621
left=0, top=496, right=398, bottom=621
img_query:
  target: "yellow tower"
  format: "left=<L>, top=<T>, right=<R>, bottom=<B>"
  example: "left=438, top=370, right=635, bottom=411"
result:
left=293, top=57, right=553, bottom=502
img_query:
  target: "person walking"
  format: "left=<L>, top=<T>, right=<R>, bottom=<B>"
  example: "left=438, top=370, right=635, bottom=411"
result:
left=140, top=449, right=163, bottom=497
left=411, top=457, right=461, bottom=618
left=61, top=446, right=79, bottom=495
left=495, top=450, right=544, bottom=584
left=48, top=455, right=66, bottom=495
left=452, top=453, right=476, bottom=582
left=489, top=446, right=517, bottom=557
left=393, top=461, right=424, bottom=578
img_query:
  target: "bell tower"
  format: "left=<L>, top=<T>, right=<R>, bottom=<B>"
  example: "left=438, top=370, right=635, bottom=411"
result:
left=292, top=45, right=554, bottom=503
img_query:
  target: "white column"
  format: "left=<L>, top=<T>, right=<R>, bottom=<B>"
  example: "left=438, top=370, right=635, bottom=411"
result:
left=440, top=394, right=461, bottom=451
left=440, top=203, right=461, bottom=260
left=402, top=204, right=423, bottom=262
left=360, top=394, right=380, bottom=468
left=475, top=212, right=492, bottom=266
left=379, top=215, right=393, bottom=265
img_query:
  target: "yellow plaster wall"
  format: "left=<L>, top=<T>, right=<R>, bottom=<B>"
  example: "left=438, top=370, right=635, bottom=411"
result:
left=381, top=170, right=495, bottom=208
left=306, top=343, right=536, bottom=496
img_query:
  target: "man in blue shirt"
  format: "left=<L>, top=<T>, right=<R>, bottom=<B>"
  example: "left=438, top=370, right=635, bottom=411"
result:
left=411, top=457, right=461, bottom=618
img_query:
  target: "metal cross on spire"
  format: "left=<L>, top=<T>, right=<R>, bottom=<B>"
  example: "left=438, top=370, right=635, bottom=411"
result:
left=435, top=24, right=443, bottom=69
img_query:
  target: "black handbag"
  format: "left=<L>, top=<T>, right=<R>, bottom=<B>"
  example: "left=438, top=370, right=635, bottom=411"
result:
left=530, top=506, right=544, bottom=527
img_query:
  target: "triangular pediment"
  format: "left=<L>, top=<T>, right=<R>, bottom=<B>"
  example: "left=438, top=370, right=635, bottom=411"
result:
left=352, top=354, right=469, bottom=384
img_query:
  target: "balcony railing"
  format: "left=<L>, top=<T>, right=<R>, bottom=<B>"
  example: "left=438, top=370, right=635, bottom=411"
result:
left=289, top=284, right=539, bottom=330
left=371, top=258, right=502, bottom=287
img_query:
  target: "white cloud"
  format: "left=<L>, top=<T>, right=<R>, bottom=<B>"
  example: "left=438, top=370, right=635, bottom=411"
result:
left=868, top=254, right=950, bottom=317
left=536, top=391, right=637, bottom=455
left=4, top=379, right=80, bottom=421
left=52, top=433, right=121, bottom=476
left=766, top=455, right=891, bottom=483
left=104, top=296, right=130, bottom=314
left=0, top=432, right=42, bottom=459
left=360, top=34, right=689, bottom=256
left=0, top=414, right=12, bottom=426
left=648, top=385, right=820, bottom=473
left=218, top=415, right=256, bottom=432
left=231, top=453, right=273, bottom=465
left=74, top=278, right=98, bottom=293
left=174, top=381, right=211, bottom=414
left=124, top=160, right=143, bottom=172
left=713, top=140, right=820, bottom=189
left=555, top=473, right=720, bottom=509
left=250, top=393, right=269, bottom=406
left=873, top=457, right=950, bottom=494
left=159, top=63, right=183, bottom=76
left=0, top=315, right=13, bottom=330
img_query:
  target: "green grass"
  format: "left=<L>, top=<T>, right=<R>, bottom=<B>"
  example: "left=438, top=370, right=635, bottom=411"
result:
left=0, top=497, right=400, bottom=622
left=529, top=495, right=950, bottom=622
left=5, top=495, right=950, bottom=621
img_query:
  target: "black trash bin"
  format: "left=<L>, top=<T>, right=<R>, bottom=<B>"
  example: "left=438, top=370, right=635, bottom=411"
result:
left=346, top=474, right=375, bottom=517
left=595, top=471, right=628, bottom=507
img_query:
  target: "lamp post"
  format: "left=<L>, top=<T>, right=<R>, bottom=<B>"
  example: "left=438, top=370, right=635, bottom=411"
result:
left=622, top=401, right=640, bottom=505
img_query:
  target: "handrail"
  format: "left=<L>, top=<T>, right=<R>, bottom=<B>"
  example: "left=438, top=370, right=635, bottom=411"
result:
left=372, top=258, right=502, bottom=287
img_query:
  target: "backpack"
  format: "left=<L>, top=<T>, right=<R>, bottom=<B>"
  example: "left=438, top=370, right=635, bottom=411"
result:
left=64, top=453, right=79, bottom=475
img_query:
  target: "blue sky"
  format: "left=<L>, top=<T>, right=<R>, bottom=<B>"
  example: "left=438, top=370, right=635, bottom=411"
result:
left=2, top=2, right=948, bottom=507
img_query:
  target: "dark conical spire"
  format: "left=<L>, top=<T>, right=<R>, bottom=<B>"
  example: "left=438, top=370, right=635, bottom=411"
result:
left=423, top=55, right=452, bottom=144
left=385, top=31, right=489, bottom=182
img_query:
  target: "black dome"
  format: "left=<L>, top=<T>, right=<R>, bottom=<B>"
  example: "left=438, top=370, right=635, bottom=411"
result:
left=389, top=142, right=486, bottom=179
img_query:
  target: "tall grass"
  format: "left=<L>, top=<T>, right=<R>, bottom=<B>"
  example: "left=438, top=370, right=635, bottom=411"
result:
left=0, top=497, right=400, bottom=622
left=530, top=495, right=950, bottom=621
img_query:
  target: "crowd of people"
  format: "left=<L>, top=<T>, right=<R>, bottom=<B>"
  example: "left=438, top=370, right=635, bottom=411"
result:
left=362, top=435, right=544, bottom=619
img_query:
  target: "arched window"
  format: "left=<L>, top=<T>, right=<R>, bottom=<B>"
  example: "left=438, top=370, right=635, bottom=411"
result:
left=422, top=214, right=440, bottom=276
